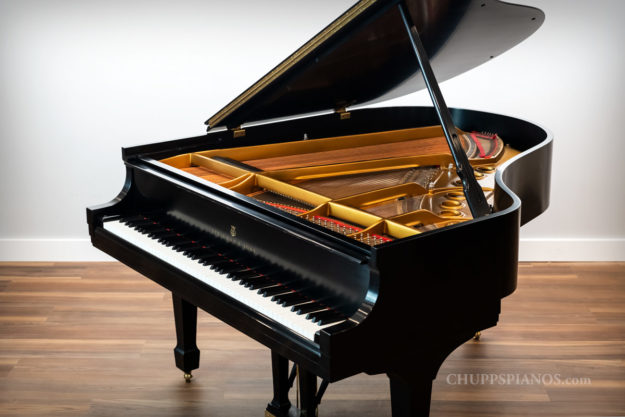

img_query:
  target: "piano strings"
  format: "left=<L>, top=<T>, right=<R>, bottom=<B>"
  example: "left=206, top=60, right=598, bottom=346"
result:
left=158, top=125, right=513, bottom=246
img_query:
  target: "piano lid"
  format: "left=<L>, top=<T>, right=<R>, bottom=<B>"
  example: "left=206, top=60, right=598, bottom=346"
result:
left=206, top=0, right=544, bottom=129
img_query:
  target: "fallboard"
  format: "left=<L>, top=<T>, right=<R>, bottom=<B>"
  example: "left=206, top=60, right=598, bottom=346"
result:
left=127, top=160, right=372, bottom=319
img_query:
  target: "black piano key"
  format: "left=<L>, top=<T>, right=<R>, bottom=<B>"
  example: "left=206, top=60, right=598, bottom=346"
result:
left=258, top=285, right=291, bottom=297
left=199, top=255, right=222, bottom=264
left=145, top=227, right=168, bottom=237
left=156, top=233, right=178, bottom=244
left=260, top=276, right=301, bottom=292
left=225, top=267, right=253, bottom=278
left=188, top=253, right=208, bottom=261
left=317, top=314, right=346, bottom=326
left=184, top=245, right=206, bottom=254
left=120, top=214, right=335, bottom=315
left=269, top=291, right=295, bottom=303
left=123, top=218, right=152, bottom=227
left=172, top=235, right=194, bottom=243
left=271, top=292, right=308, bottom=307
left=167, top=236, right=193, bottom=247
left=125, top=213, right=151, bottom=220
left=316, top=314, right=345, bottom=326
left=208, top=258, right=235, bottom=269
left=292, top=302, right=326, bottom=315
left=131, top=224, right=153, bottom=232
left=199, top=254, right=225, bottom=265
left=197, top=249, right=223, bottom=258
left=241, top=276, right=275, bottom=289
left=306, top=309, right=344, bottom=325
left=305, top=308, right=331, bottom=322
left=212, top=262, right=245, bottom=274
left=225, top=256, right=263, bottom=273
left=172, top=241, right=194, bottom=250
left=147, top=232, right=170, bottom=240
left=225, top=257, right=255, bottom=268
left=246, top=267, right=280, bottom=279
left=173, top=242, right=199, bottom=252
left=186, top=247, right=216, bottom=260
left=279, top=279, right=311, bottom=293
left=137, top=223, right=164, bottom=231
left=227, top=269, right=260, bottom=280
left=237, top=273, right=265, bottom=283
left=166, top=241, right=189, bottom=249
left=120, top=214, right=145, bottom=223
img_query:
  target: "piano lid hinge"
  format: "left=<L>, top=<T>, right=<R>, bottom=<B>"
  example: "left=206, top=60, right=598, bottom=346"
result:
left=335, top=107, right=351, bottom=120
left=232, top=126, right=246, bottom=138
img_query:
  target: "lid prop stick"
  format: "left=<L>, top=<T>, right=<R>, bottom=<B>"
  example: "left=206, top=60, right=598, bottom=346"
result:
left=398, top=2, right=491, bottom=219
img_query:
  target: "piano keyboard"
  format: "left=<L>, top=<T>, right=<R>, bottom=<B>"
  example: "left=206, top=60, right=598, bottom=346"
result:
left=103, top=213, right=348, bottom=342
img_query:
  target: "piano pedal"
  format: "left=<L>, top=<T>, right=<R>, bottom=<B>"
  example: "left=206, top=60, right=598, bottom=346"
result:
left=183, top=372, right=193, bottom=383
left=473, top=331, right=482, bottom=341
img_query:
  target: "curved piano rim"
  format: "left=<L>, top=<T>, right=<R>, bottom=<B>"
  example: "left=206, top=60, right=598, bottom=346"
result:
left=88, top=105, right=552, bottom=380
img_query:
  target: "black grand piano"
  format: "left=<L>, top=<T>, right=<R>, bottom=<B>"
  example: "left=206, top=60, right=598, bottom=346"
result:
left=87, top=1, right=552, bottom=416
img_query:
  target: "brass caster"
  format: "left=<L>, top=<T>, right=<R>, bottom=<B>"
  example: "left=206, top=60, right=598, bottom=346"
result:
left=184, top=373, right=193, bottom=383
left=473, top=331, right=481, bottom=341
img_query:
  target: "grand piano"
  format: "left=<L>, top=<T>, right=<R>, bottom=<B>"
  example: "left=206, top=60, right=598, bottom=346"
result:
left=87, top=1, right=552, bottom=416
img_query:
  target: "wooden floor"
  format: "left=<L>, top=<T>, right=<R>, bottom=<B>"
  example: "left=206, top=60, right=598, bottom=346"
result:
left=0, top=262, right=624, bottom=417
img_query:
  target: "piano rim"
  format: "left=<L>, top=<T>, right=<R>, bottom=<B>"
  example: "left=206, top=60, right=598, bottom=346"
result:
left=119, top=106, right=552, bottom=249
left=87, top=105, right=553, bottom=379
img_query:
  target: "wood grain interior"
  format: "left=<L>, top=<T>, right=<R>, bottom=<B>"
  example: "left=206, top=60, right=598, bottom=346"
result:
left=158, top=126, right=509, bottom=245
left=243, top=136, right=451, bottom=170
left=179, top=167, right=232, bottom=184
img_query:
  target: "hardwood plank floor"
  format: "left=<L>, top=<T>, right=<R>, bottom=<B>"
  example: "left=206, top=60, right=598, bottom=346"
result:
left=0, top=262, right=623, bottom=416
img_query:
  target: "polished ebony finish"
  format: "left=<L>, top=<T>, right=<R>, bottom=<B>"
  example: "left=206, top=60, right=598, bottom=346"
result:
left=87, top=106, right=551, bottom=416
left=86, top=1, right=550, bottom=415
left=207, top=0, right=544, bottom=129
left=267, top=352, right=292, bottom=416
left=389, top=373, right=433, bottom=417
left=298, top=367, right=318, bottom=417
left=172, top=294, right=200, bottom=376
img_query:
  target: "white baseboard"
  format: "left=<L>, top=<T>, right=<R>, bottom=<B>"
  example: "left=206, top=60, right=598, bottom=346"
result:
left=0, top=238, right=114, bottom=262
left=519, top=238, right=625, bottom=262
left=0, top=238, right=623, bottom=262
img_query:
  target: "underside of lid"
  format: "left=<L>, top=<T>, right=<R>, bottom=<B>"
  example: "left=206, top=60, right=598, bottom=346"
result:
left=207, top=0, right=544, bottom=130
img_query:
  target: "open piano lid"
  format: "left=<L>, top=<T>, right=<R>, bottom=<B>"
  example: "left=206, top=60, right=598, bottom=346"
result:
left=206, top=0, right=544, bottom=130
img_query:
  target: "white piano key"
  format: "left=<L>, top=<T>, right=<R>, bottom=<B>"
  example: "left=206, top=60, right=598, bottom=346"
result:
left=103, top=219, right=341, bottom=341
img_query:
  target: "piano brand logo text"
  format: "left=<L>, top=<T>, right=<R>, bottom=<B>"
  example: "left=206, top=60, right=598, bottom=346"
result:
left=445, top=373, right=591, bottom=386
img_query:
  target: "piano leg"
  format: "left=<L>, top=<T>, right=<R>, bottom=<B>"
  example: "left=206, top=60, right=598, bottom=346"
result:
left=298, top=366, right=318, bottom=417
left=265, top=351, right=292, bottom=417
left=388, top=373, right=433, bottom=417
left=172, top=294, right=200, bottom=382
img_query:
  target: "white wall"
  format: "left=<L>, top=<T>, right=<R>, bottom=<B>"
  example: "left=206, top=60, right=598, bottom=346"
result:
left=0, top=0, right=623, bottom=261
